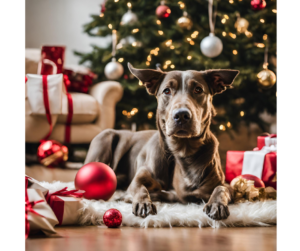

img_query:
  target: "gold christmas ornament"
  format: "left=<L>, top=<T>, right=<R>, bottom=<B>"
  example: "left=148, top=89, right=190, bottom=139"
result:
left=177, top=11, right=193, bottom=30
left=234, top=16, right=249, bottom=33
left=257, top=63, right=276, bottom=89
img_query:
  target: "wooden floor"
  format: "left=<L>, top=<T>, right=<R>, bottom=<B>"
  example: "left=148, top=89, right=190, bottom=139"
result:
left=26, top=226, right=276, bottom=251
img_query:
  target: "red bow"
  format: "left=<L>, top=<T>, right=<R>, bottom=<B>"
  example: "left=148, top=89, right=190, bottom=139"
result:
left=46, top=187, right=84, bottom=203
left=25, top=177, right=45, bottom=239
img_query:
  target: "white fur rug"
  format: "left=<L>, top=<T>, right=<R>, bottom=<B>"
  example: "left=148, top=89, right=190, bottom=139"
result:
left=40, top=181, right=276, bottom=228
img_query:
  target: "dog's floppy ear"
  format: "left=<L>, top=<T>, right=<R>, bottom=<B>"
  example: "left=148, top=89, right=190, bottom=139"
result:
left=128, top=63, right=166, bottom=95
left=203, top=69, right=239, bottom=95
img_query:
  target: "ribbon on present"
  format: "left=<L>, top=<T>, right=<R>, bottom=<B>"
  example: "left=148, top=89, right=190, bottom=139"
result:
left=25, top=177, right=45, bottom=239
left=242, top=135, right=277, bottom=179
left=46, top=187, right=84, bottom=225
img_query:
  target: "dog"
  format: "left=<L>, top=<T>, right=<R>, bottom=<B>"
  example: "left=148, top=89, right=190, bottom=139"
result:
left=84, top=63, right=239, bottom=220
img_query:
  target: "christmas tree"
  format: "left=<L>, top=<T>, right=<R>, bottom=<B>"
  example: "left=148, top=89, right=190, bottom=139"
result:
left=75, top=0, right=276, bottom=133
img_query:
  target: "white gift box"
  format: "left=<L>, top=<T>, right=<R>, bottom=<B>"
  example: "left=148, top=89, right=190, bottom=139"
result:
left=26, top=74, right=65, bottom=115
left=26, top=188, right=59, bottom=236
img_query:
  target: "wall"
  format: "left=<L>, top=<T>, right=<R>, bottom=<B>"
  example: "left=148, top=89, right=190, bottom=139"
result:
left=26, top=0, right=110, bottom=66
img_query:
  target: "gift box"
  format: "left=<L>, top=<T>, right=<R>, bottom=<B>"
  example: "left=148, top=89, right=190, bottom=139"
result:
left=26, top=74, right=64, bottom=115
left=26, top=175, right=49, bottom=196
left=63, top=68, right=97, bottom=94
left=26, top=177, right=59, bottom=238
left=226, top=135, right=277, bottom=189
left=257, top=134, right=277, bottom=150
left=46, top=187, right=84, bottom=225
left=39, top=46, right=65, bottom=75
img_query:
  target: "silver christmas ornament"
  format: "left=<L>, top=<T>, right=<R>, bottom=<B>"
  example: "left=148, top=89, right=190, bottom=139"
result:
left=200, top=33, right=223, bottom=58
left=120, top=10, right=138, bottom=25
left=104, top=58, right=124, bottom=80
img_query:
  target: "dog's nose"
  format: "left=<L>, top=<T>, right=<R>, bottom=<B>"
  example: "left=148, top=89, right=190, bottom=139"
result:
left=173, top=108, right=191, bottom=124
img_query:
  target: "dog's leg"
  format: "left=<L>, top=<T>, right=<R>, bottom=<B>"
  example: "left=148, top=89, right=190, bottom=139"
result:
left=127, top=167, right=162, bottom=218
left=149, top=190, right=180, bottom=203
left=203, top=184, right=234, bottom=220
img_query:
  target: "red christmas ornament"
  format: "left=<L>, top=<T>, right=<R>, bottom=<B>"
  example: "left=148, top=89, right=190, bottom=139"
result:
left=100, top=2, right=106, bottom=13
left=75, top=162, right=117, bottom=200
left=103, top=209, right=122, bottom=228
left=37, top=140, right=68, bottom=167
left=239, top=174, right=265, bottom=188
left=156, top=5, right=171, bottom=19
left=251, top=0, right=266, bottom=11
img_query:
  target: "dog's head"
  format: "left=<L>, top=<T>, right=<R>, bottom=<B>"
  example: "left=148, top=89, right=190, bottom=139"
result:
left=128, top=63, right=239, bottom=139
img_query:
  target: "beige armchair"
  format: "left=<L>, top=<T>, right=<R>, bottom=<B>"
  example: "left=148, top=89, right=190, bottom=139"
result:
left=25, top=49, right=123, bottom=144
left=26, top=81, right=123, bottom=143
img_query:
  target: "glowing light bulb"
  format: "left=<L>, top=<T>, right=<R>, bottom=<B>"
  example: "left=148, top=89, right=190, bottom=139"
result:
left=118, top=58, right=124, bottom=62
left=229, top=0, right=234, bottom=3
left=165, top=40, right=172, bottom=46
left=122, top=110, right=127, bottom=115
left=256, top=43, right=265, bottom=48
left=170, top=45, right=175, bottom=49
left=227, top=122, right=231, bottom=128
left=148, top=112, right=153, bottom=119
left=240, top=111, right=245, bottom=117
left=229, top=33, right=236, bottom=39
left=132, top=28, right=139, bottom=33
left=158, top=30, right=164, bottom=35
left=272, top=9, right=277, bottom=13
left=263, top=34, right=268, bottom=40
left=222, top=31, right=227, bottom=37
left=127, top=2, right=132, bottom=8
left=166, top=60, right=171, bottom=65
left=221, top=18, right=226, bottom=24
left=170, top=65, right=175, bottom=69
left=260, top=19, right=265, bottom=23
left=100, top=13, right=104, bottom=17
left=224, top=15, right=229, bottom=19
left=189, top=40, right=195, bottom=45
left=219, top=125, right=226, bottom=131
left=146, top=61, right=150, bottom=66
left=157, top=20, right=161, bottom=25
left=232, top=50, right=238, bottom=55
left=132, top=42, right=137, bottom=47
left=139, top=81, right=143, bottom=86
left=108, top=24, right=112, bottom=29
left=187, top=55, right=192, bottom=60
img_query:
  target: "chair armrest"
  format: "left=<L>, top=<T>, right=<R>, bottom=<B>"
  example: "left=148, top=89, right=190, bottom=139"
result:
left=89, top=81, right=123, bottom=130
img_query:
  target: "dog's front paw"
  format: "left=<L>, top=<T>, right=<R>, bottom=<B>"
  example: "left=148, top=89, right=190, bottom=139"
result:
left=132, top=200, right=157, bottom=218
left=203, top=202, right=230, bottom=220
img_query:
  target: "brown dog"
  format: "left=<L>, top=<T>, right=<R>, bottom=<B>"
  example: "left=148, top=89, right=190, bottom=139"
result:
left=84, top=63, right=239, bottom=220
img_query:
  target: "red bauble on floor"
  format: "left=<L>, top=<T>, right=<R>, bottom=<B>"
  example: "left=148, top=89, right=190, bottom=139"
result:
left=103, top=209, right=122, bottom=228
left=37, top=140, right=68, bottom=167
left=75, top=162, right=117, bottom=200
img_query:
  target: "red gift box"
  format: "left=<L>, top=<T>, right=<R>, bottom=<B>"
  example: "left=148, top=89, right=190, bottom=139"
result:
left=39, top=46, right=65, bottom=75
left=257, top=134, right=277, bottom=150
left=63, top=69, right=97, bottom=93
left=225, top=151, right=276, bottom=189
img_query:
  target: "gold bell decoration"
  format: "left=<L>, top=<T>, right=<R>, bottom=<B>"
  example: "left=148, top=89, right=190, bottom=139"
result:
left=257, top=45, right=276, bottom=89
left=177, top=11, right=193, bottom=30
left=234, top=13, right=249, bottom=33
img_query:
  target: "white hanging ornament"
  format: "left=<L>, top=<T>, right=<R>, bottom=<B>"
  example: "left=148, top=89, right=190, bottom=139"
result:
left=200, top=0, right=223, bottom=58
left=200, top=33, right=223, bottom=58
left=120, top=3, right=138, bottom=25
left=104, top=58, right=124, bottom=80
left=104, top=30, right=124, bottom=80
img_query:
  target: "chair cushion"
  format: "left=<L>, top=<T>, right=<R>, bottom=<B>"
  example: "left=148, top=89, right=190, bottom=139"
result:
left=57, top=92, right=99, bottom=124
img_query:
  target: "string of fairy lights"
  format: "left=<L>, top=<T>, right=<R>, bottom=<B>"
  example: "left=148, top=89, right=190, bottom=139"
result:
left=99, top=0, right=276, bottom=130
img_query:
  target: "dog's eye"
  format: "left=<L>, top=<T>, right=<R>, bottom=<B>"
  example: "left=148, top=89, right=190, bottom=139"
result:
left=163, top=88, right=171, bottom=95
left=194, top=87, right=203, bottom=94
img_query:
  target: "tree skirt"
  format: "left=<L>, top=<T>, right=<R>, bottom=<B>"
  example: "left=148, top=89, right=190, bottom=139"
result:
left=40, top=181, right=276, bottom=228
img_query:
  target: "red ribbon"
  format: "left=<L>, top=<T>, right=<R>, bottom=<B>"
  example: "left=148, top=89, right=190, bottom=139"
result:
left=64, top=92, right=73, bottom=144
left=40, top=75, right=53, bottom=142
left=25, top=177, right=45, bottom=239
left=46, top=187, right=84, bottom=203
